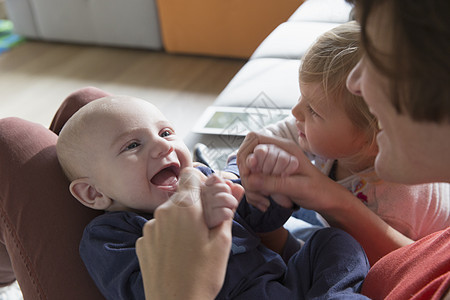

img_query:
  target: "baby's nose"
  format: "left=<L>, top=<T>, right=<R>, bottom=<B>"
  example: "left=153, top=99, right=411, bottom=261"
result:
left=151, top=139, right=174, bottom=158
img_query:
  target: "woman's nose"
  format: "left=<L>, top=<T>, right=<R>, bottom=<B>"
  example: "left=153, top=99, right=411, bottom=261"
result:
left=346, top=59, right=363, bottom=96
left=151, top=138, right=174, bottom=158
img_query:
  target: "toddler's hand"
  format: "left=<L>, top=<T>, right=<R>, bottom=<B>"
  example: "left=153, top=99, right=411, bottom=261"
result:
left=246, top=144, right=298, bottom=176
left=201, top=174, right=244, bottom=229
left=245, top=144, right=298, bottom=210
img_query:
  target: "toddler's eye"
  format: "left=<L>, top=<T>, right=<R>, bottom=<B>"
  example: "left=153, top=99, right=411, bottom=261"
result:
left=125, top=142, right=140, bottom=150
left=307, top=105, right=319, bottom=117
left=160, top=129, right=174, bottom=137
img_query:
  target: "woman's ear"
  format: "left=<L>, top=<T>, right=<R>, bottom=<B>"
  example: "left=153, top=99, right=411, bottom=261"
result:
left=69, top=178, right=112, bottom=210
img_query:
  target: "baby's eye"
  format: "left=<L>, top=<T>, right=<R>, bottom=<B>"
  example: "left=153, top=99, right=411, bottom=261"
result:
left=160, top=129, right=174, bottom=137
left=125, top=142, right=140, bottom=150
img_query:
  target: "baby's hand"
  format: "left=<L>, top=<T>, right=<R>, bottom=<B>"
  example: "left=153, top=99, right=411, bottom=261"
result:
left=245, top=144, right=298, bottom=210
left=201, top=174, right=244, bottom=229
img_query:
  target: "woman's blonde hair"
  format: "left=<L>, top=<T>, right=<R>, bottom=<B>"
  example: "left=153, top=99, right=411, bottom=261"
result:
left=300, top=21, right=378, bottom=151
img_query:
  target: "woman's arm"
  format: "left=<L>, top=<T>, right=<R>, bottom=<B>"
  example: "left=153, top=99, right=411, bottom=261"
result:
left=317, top=187, right=414, bottom=264
left=237, top=132, right=413, bottom=265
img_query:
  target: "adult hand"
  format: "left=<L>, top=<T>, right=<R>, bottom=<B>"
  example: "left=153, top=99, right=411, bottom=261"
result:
left=244, top=143, right=298, bottom=210
left=237, top=133, right=415, bottom=264
left=237, top=132, right=344, bottom=214
left=201, top=174, right=244, bottom=229
left=136, top=168, right=232, bottom=300
left=246, top=144, right=299, bottom=176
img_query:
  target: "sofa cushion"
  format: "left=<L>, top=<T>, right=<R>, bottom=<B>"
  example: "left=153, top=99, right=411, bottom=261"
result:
left=251, top=21, right=340, bottom=60
left=213, top=58, right=300, bottom=110
left=288, top=0, right=353, bottom=23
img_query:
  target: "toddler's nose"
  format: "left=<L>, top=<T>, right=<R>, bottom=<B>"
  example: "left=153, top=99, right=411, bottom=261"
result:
left=291, top=99, right=305, bottom=122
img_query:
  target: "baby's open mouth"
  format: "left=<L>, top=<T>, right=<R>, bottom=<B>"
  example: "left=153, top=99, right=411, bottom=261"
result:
left=150, top=165, right=180, bottom=192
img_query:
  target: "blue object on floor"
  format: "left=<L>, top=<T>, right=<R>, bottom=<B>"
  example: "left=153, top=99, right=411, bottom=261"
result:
left=0, top=20, right=24, bottom=54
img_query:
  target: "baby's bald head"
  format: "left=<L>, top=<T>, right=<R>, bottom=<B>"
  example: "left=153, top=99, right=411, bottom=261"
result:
left=56, top=95, right=162, bottom=181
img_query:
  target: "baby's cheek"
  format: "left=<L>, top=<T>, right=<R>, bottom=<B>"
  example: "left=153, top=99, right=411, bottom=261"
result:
left=179, top=149, right=194, bottom=169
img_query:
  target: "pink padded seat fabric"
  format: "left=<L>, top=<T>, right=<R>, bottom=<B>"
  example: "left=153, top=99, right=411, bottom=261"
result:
left=0, top=87, right=111, bottom=299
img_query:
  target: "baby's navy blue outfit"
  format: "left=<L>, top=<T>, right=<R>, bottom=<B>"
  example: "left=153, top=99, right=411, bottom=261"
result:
left=80, top=167, right=370, bottom=299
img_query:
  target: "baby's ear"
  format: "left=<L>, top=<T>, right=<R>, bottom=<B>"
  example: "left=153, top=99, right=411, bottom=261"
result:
left=69, top=178, right=112, bottom=210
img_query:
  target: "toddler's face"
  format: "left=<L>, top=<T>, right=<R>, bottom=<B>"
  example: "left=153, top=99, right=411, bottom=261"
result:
left=86, top=99, right=193, bottom=213
left=291, top=82, right=367, bottom=160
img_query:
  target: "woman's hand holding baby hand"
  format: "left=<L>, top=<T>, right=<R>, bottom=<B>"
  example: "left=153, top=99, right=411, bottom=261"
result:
left=237, top=132, right=343, bottom=214
left=246, top=144, right=299, bottom=176
left=241, top=143, right=299, bottom=211
left=136, top=168, right=233, bottom=300
left=201, top=174, right=244, bottom=229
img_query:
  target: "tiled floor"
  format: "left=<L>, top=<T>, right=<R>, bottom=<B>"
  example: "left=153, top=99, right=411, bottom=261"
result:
left=0, top=41, right=245, bottom=140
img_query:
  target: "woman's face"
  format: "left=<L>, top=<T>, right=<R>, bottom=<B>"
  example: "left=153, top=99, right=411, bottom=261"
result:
left=346, top=2, right=450, bottom=184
